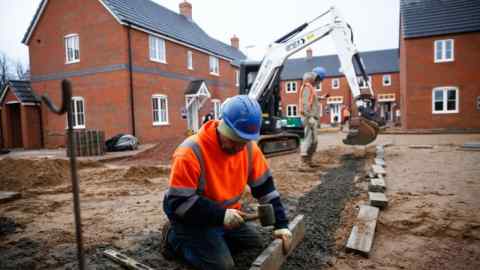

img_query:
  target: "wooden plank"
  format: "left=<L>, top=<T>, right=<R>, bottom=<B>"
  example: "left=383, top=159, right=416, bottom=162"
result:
left=374, top=158, right=385, bottom=167
left=346, top=205, right=379, bottom=256
left=250, top=215, right=305, bottom=270
left=103, top=249, right=154, bottom=270
left=408, top=144, right=433, bottom=149
left=369, top=192, right=388, bottom=209
left=0, top=191, right=21, bottom=203
left=368, top=178, right=386, bottom=193
left=372, top=164, right=386, bottom=177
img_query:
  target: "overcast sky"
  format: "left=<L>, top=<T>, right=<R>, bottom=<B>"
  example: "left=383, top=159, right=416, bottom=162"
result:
left=0, top=0, right=399, bottom=65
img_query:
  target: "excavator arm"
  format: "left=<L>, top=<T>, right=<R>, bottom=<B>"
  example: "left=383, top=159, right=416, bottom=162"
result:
left=246, top=7, right=381, bottom=146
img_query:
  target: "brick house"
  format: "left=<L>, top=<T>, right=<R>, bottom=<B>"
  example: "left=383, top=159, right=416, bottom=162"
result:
left=279, top=48, right=400, bottom=126
left=400, top=0, right=480, bottom=129
left=3, top=0, right=245, bottom=149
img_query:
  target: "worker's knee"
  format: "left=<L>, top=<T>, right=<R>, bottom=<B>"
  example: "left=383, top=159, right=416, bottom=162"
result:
left=214, top=256, right=235, bottom=270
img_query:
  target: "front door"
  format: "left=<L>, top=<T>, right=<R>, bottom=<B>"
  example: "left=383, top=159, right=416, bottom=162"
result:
left=8, top=103, right=23, bottom=148
left=379, top=102, right=392, bottom=122
left=186, top=96, right=200, bottom=133
left=330, top=104, right=341, bottom=124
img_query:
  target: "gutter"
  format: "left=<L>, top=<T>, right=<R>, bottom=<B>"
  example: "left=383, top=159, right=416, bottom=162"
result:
left=127, top=23, right=136, bottom=137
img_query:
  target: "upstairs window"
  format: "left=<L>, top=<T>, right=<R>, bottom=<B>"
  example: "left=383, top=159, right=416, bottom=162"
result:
left=434, top=39, right=454, bottom=63
left=71, top=97, right=85, bottom=129
left=285, top=81, right=297, bottom=93
left=286, top=104, right=298, bottom=117
left=209, top=56, right=219, bottom=75
left=358, top=76, right=372, bottom=89
left=149, top=35, right=166, bottom=63
left=383, top=74, right=392, bottom=86
left=152, top=94, right=169, bottom=125
left=332, top=78, right=340, bottom=89
left=432, top=87, right=458, bottom=114
left=187, top=50, right=193, bottom=70
left=65, top=34, right=80, bottom=64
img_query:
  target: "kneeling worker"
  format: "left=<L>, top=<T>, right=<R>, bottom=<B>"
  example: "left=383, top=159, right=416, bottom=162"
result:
left=161, top=95, right=292, bottom=270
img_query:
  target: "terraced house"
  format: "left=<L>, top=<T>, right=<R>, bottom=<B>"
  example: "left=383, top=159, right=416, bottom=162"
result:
left=0, top=0, right=245, bottom=149
left=279, top=48, right=400, bottom=126
left=400, top=0, right=480, bottom=129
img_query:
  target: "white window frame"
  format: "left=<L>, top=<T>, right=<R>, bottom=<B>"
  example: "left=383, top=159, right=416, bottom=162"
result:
left=152, top=94, right=169, bottom=125
left=149, top=35, right=166, bottom=63
left=235, top=70, right=240, bottom=87
left=383, top=74, right=392, bottom=86
left=212, top=99, right=221, bottom=119
left=332, top=78, right=340, bottom=89
left=65, top=34, right=80, bottom=64
left=434, top=39, right=454, bottom=63
left=432, top=86, right=459, bottom=114
left=358, top=76, right=372, bottom=89
left=187, top=50, right=193, bottom=70
left=286, top=104, right=298, bottom=117
left=71, top=96, right=85, bottom=129
left=209, top=56, right=220, bottom=75
left=315, top=82, right=322, bottom=91
left=285, top=81, right=297, bottom=93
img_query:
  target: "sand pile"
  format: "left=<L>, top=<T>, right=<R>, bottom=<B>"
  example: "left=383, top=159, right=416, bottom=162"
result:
left=0, top=158, right=69, bottom=191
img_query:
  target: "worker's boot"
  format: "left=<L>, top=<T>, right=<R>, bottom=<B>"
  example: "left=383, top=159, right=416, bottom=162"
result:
left=298, top=156, right=315, bottom=172
left=160, top=221, right=175, bottom=260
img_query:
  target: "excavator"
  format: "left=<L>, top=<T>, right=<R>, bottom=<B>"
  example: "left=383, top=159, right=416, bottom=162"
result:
left=238, top=7, right=382, bottom=156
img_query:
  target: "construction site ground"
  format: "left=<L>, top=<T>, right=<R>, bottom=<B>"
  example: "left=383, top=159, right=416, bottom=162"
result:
left=1, top=132, right=479, bottom=269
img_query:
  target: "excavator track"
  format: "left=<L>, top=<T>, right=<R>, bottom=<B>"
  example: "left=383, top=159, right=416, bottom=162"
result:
left=258, top=133, right=300, bottom=157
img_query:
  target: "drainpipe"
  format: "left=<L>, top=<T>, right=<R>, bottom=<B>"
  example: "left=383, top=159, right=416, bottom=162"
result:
left=127, top=24, right=136, bottom=136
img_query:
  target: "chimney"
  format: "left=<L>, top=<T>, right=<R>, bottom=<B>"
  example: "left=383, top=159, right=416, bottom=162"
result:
left=179, top=1, right=192, bottom=20
left=230, top=35, right=239, bottom=49
left=306, top=47, right=313, bottom=59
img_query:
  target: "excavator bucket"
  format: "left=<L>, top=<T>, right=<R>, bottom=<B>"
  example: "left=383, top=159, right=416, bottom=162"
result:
left=343, top=116, right=379, bottom=145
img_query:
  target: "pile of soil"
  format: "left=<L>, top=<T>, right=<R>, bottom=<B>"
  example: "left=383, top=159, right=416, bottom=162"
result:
left=0, top=158, right=70, bottom=191
left=124, top=166, right=170, bottom=180
left=124, top=137, right=184, bottom=165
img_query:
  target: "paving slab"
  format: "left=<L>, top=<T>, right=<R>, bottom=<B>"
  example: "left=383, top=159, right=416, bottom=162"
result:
left=374, top=158, right=385, bottom=167
left=368, top=178, right=386, bottom=192
left=0, top=191, right=21, bottom=203
left=250, top=215, right=305, bottom=270
left=346, top=205, right=380, bottom=256
left=369, top=192, right=388, bottom=209
left=372, top=164, right=386, bottom=176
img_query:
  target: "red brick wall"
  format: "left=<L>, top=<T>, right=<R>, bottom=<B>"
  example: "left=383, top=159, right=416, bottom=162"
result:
left=401, top=32, right=480, bottom=129
left=280, top=73, right=400, bottom=124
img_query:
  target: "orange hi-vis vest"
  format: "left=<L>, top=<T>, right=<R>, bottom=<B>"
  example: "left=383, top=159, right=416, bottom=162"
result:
left=168, top=120, right=272, bottom=210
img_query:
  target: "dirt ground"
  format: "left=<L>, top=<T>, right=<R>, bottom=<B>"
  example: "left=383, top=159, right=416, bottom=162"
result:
left=1, top=132, right=479, bottom=269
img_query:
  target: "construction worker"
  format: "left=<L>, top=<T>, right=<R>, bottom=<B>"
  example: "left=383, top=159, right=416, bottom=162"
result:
left=341, top=105, right=351, bottom=132
left=298, top=67, right=328, bottom=167
left=161, top=95, right=291, bottom=270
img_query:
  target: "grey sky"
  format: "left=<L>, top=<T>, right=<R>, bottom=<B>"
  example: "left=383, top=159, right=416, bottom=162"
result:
left=0, top=0, right=399, bottom=65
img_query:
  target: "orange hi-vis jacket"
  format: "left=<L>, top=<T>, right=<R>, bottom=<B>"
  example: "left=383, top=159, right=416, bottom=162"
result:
left=168, top=120, right=273, bottom=211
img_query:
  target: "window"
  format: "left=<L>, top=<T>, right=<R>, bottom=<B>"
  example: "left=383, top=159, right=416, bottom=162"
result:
left=477, top=96, right=480, bottom=111
left=209, top=56, right=219, bottom=75
left=315, top=82, right=322, bottom=91
left=187, top=50, right=193, bottom=70
left=212, top=99, right=221, bottom=119
left=434, top=39, right=454, bottom=62
left=432, top=87, right=459, bottom=114
left=358, top=76, right=372, bottom=89
left=235, top=70, right=240, bottom=87
left=286, top=104, right=297, bottom=117
left=285, top=81, right=297, bottom=93
left=149, top=35, right=166, bottom=63
left=332, top=78, right=340, bottom=89
left=152, top=95, right=169, bottom=125
left=71, top=97, right=85, bottom=129
left=65, top=34, right=80, bottom=64
left=383, top=75, right=391, bottom=86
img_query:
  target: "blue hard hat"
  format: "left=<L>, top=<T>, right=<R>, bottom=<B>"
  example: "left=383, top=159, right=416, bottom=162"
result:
left=312, top=66, right=326, bottom=81
left=221, top=95, right=262, bottom=141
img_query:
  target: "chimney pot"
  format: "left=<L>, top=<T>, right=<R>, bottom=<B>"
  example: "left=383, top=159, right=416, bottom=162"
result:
left=179, top=1, right=192, bottom=20
left=231, top=35, right=239, bottom=49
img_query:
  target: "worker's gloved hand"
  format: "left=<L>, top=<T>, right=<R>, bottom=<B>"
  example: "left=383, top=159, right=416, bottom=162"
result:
left=308, top=117, right=317, bottom=126
left=273, top=228, right=293, bottom=254
left=224, top=209, right=245, bottom=229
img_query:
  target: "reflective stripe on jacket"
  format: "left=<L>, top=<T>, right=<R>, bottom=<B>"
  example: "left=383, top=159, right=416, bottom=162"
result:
left=167, top=120, right=273, bottom=215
